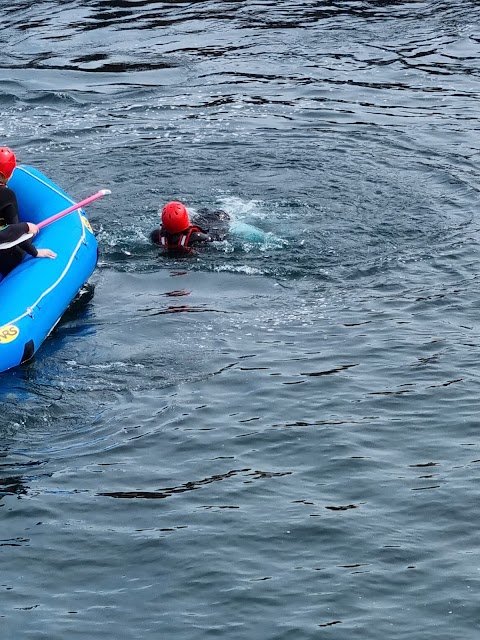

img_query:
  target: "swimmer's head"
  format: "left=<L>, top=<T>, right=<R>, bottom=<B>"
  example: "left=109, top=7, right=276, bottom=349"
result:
left=161, top=201, right=190, bottom=234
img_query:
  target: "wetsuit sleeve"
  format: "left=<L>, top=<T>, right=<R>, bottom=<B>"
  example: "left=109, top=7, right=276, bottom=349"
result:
left=190, top=231, right=213, bottom=244
left=0, top=222, right=30, bottom=244
left=193, top=229, right=227, bottom=242
left=150, top=229, right=161, bottom=245
left=19, top=238, right=38, bottom=257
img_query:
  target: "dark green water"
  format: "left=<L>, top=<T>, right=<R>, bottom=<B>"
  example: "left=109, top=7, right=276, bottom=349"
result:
left=2, top=1, right=480, bottom=637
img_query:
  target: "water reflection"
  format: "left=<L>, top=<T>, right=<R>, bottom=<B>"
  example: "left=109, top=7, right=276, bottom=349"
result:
left=0, top=475, right=28, bottom=499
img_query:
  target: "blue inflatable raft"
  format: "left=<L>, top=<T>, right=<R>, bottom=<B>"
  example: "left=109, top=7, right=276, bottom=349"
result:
left=0, top=166, right=98, bottom=373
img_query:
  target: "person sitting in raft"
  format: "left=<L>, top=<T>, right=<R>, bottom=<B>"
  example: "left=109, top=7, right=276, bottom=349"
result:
left=0, top=147, right=56, bottom=278
left=150, top=200, right=230, bottom=254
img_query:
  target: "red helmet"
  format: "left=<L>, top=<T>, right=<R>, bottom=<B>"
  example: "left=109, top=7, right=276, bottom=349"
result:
left=161, top=201, right=190, bottom=234
left=0, top=147, right=16, bottom=180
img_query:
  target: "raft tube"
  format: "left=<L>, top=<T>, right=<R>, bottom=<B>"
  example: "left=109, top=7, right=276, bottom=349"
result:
left=0, top=165, right=98, bottom=373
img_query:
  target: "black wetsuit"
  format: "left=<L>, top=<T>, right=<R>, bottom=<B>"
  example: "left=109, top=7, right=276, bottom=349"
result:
left=0, top=184, right=37, bottom=277
left=150, top=209, right=230, bottom=253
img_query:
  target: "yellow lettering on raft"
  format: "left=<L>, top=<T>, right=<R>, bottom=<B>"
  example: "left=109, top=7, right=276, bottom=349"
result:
left=81, top=216, right=93, bottom=233
left=0, top=325, right=19, bottom=344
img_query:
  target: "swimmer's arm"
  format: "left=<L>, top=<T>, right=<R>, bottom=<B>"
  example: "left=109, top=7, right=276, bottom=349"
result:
left=190, top=231, right=214, bottom=244
left=150, top=229, right=161, bottom=245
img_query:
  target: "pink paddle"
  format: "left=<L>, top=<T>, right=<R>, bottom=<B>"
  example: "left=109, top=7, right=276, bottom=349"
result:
left=0, top=189, right=111, bottom=249
left=37, top=189, right=111, bottom=229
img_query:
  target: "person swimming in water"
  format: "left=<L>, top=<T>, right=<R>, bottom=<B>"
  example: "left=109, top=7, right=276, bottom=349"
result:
left=150, top=201, right=230, bottom=254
